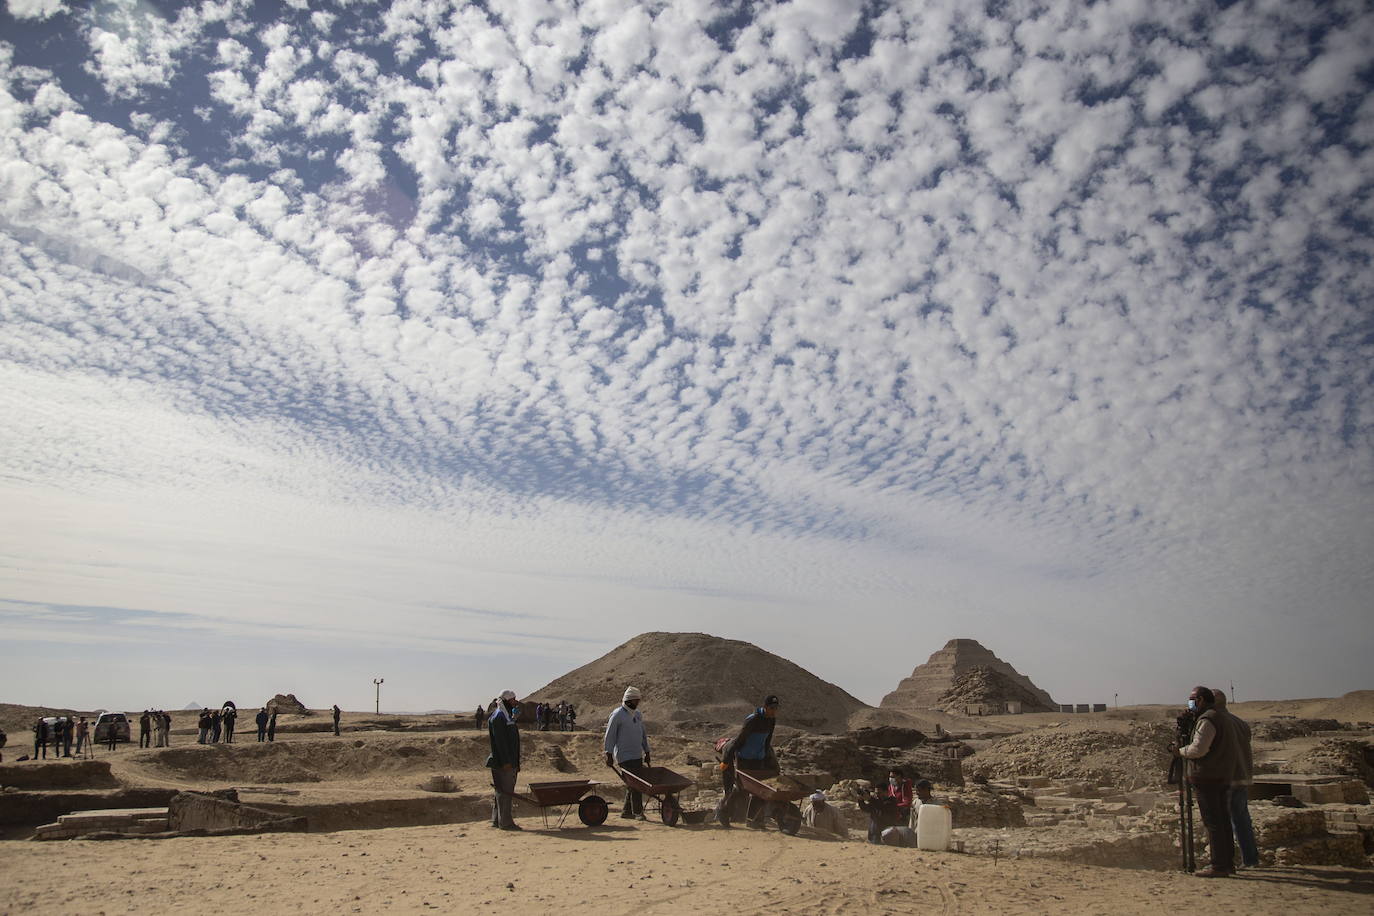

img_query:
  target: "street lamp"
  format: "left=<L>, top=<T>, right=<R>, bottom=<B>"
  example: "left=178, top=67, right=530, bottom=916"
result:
left=373, top=678, right=384, bottom=714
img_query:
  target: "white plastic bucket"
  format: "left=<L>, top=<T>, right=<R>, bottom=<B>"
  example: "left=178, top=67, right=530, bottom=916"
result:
left=916, top=803, right=951, bottom=851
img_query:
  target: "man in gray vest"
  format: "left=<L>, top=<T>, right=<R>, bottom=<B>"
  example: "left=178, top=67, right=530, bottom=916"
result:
left=1171, top=685, right=1238, bottom=877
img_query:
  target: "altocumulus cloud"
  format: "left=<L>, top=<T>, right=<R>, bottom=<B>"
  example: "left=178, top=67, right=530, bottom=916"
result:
left=0, top=0, right=1371, bottom=708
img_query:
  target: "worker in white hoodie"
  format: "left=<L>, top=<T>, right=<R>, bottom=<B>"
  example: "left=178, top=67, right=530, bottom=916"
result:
left=604, top=686, right=651, bottom=820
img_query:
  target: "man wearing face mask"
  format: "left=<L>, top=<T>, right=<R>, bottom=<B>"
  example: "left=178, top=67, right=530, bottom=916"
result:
left=1170, top=685, right=1237, bottom=877
left=604, top=686, right=651, bottom=820
left=486, top=689, right=523, bottom=831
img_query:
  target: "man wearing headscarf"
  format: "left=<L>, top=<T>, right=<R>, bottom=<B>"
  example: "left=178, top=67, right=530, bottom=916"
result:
left=487, top=690, right=523, bottom=830
left=604, top=686, right=651, bottom=820
left=802, top=791, right=848, bottom=839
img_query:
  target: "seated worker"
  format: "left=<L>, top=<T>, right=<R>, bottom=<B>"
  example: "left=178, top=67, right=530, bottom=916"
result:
left=802, top=791, right=848, bottom=839
left=906, top=779, right=937, bottom=829
left=717, top=695, right=780, bottom=828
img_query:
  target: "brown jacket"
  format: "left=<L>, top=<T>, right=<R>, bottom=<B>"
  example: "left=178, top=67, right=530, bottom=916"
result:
left=1187, top=708, right=1241, bottom=786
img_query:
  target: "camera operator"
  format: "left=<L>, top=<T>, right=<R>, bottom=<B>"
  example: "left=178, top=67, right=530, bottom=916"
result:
left=1169, top=685, right=1238, bottom=877
left=856, top=783, right=890, bottom=844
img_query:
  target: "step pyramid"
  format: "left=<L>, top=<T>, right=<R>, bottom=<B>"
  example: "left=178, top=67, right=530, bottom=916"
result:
left=879, top=638, right=1055, bottom=712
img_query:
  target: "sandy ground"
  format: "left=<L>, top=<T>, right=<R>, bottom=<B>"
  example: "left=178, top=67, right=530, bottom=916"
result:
left=3, top=819, right=1372, bottom=915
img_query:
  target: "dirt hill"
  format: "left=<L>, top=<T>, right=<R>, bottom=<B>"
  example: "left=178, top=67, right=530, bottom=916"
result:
left=527, top=632, right=869, bottom=734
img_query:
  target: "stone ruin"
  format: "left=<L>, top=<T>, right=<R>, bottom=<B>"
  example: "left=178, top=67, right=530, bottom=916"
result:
left=880, top=638, right=1055, bottom=714
left=265, top=693, right=310, bottom=715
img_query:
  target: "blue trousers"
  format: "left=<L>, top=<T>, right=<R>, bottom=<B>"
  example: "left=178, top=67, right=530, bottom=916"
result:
left=1229, top=786, right=1258, bottom=867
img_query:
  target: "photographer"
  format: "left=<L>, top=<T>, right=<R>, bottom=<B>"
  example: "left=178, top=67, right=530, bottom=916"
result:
left=857, top=781, right=895, bottom=844
left=1169, top=685, right=1238, bottom=878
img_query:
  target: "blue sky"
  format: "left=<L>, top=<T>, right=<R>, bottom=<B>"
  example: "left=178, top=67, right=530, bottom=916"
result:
left=0, top=0, right=1371, bottom=713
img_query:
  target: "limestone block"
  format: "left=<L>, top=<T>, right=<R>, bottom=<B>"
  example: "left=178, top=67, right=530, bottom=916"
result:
left=1273, top=834, right=1367, bottom=868
left=1293, top=783, right=1348, bottom=805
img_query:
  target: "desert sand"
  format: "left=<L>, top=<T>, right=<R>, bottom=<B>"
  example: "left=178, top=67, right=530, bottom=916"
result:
left=3, top=714, right=1373, bottom=914
left=2, top=815, right=1372, bottom=915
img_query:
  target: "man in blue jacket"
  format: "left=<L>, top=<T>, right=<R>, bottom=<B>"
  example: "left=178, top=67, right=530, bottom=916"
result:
left=604, top=686, right=651, bottom=820
left=717, top=695, right=780, bottom=828
left=487, top=690, right=523, bottom=830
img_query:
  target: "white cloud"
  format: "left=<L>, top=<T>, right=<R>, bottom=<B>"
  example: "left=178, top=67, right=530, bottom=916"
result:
left=7, top=0, right=67, bottom=20
left=0, top=0, right=1370, bottom=708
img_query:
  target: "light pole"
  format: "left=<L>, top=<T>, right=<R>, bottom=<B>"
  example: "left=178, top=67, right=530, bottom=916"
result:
left=373, top=678, right=384, bottom=714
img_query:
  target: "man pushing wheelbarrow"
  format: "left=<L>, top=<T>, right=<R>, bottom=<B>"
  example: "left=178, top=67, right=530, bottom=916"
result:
left=716, top=694, right=780, bottom=829
left=604, top=685, right=652, bottom=820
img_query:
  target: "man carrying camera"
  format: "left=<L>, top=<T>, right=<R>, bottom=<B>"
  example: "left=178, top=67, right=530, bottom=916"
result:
left=1170, top=685, right=1239, bottom=877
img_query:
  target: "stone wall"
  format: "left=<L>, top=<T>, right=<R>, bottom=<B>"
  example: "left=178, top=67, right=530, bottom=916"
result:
left=167, top=792, right=307, bottom=833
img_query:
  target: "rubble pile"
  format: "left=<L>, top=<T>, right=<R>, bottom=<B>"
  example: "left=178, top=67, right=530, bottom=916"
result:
left=1253, top=718, right=1346, bottom=741
left=963, top=724, right=1173, bottom=790
left=938, top=666, right=1056, bottom=714
left=265, top=694, right=309, bottom=715
left=1281, top=738, right=1374, bottom=786
left=776, top=734, right=964, bottom=786
left=943, top=785, right=1026, bottom=828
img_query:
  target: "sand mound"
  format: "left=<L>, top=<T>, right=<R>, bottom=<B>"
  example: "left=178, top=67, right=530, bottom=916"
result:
left=1232, top=691, right=1374, bottom=724
left=527, top=632, right=868, bottom=734
left=963, top=723, right=1174, bottom=790
left=131, top=735, right=497, bottom=784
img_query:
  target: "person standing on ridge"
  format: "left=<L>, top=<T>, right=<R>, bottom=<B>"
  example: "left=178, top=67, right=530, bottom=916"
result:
left=255, top=707, right=269, bottom=742
left=332, top=704, right=341, bottom=736
left=486, top=690, right=522, bottom=830
left=604, top=686, right=651, bottom=821
left=139, top=711, right=151, bottom=749
left=267, top=708, right=278, bottom=742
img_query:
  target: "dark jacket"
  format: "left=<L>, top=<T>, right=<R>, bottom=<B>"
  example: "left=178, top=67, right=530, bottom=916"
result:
left=487, top=707, right=521, bottom=770
left=722, top=708, right=777, bottom=768
left=1187, top=707, right=1240, bottom=785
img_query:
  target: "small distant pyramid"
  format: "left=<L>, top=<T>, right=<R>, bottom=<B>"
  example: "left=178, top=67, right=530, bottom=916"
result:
left=182, top=702, right=202, bottom=710
left=880, top=639, right=1055, bottom=712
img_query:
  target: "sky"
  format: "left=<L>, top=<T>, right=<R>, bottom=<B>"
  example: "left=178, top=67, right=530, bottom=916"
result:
left=0, top=0, right=1370, bottom=715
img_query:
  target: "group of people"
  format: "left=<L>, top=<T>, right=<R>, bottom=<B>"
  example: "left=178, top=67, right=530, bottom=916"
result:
left=195, top=705, right=243, bottom=743
left=29, top=716, right=98, bottom=758
left=138, top=710, right=173, bottom=748
left=1171, top=685, right=1258, bottom=877
left=533, top=701, right=577, bottom=731
left=486, top=687, right=822, bottom=832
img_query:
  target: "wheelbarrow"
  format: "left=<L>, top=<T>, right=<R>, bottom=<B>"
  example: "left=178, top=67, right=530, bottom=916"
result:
left=611, top=764, right=696, bottom=826
left=722, top=769, right=817, bottom=834
left=507, top=779, right=609, bottom=828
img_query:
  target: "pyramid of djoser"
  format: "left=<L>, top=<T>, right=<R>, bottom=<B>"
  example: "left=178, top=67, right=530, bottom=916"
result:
left=880, top=638, right=1056, bottom=713
left=528, top=632, right=869, bottom=734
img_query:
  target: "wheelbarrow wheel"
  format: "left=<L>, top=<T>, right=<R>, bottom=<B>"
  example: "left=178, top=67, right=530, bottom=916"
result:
left=579, top=795, right=609, bottom=826
left=660, top=795, right=681, bottom=827
left=777, top=802, right=802, bottom=836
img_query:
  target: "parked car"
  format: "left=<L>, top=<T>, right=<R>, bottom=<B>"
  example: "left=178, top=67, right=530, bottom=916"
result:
left=93, top=711, right=130, bottom=743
